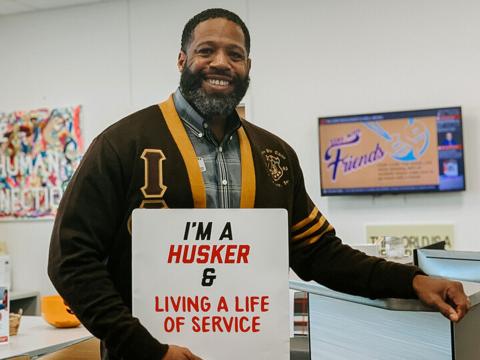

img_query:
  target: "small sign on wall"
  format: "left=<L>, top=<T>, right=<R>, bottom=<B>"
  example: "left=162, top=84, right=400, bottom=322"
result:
left=366, top=224, right=454, bottom=256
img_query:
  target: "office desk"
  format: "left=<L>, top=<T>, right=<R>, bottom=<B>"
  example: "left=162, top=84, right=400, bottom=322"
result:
left=290, top=280, right=480, bottom=360
left=0, top=316, right=92, bottom=359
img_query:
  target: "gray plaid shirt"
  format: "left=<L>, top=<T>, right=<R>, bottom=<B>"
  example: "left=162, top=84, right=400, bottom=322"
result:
left=173, top=89, right=241, bottom=208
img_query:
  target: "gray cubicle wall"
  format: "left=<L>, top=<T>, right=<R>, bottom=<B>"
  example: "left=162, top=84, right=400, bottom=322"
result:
left=290, top=280, right=480, bottom=360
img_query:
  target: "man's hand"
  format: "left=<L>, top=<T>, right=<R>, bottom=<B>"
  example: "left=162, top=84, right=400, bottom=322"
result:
left=413, top=274, right=470, bottom=322
left=163, top=345, right=203, bottom=360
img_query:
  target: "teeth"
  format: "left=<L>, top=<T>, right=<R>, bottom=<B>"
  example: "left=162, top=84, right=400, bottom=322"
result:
left=207, top=79, right=230, bottom=86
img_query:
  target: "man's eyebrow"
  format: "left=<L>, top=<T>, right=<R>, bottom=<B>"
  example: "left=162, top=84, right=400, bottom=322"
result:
left=195, top=41, right=215, bottom=48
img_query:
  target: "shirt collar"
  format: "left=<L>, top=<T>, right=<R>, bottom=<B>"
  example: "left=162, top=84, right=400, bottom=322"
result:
left=173, top=88, right=241, bottom=138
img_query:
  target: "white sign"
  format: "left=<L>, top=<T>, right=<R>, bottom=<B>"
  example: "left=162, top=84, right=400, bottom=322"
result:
left=366, top=223, right=454, bottom=256
left=132, top=209, right=290, bottom=360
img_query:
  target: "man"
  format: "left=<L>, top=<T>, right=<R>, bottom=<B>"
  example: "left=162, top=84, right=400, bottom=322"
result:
left=443, top=131, right=456, bottom=146
left=48, top=8, right=469, bottom=360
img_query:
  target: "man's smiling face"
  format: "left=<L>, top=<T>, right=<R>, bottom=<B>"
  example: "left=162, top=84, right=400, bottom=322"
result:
left=178, top=17, right=251, bottom=118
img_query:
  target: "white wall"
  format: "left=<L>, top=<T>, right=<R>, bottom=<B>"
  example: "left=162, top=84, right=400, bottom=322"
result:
left=0, top=0, right=479, bottom=297
left=248, top=0, right=480, bottom=246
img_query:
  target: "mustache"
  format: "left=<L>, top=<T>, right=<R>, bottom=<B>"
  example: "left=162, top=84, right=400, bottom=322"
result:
left=182, top=68, right=240, bottom=90
left=202, top=68, right=233, bottom=78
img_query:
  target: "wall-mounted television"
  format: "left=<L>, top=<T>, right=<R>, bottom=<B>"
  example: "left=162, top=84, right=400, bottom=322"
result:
left=318, top=107, right=465, bottom=196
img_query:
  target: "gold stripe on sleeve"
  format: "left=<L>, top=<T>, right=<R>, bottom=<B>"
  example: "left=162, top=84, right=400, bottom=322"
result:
left=305, top=224, right=334, bottom=245
left=238, top=127, right=256, bottom=208
left=291, top=207, right=319, bottom=232
left=292, top=216, right=327, bottom=242
left=159, top=95, right=206, bottom=208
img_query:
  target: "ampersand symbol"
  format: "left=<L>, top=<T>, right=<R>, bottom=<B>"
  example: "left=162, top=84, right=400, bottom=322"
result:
left=201, top=268, right=216, bottom=287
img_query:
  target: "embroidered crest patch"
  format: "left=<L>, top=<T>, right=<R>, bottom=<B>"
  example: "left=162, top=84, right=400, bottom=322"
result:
left=262, top=149, right=289, bottom=187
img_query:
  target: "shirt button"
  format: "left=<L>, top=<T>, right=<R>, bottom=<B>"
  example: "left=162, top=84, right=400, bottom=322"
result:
left=198, top=133, right=203, bottom=138
left=222, top=179, right=228, bottom=186
left=218, top=146, right=223, bottom=152
left=203, top=123, right=209, bottom=129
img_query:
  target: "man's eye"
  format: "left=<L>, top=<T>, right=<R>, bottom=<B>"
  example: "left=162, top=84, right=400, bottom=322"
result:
left=197, top=48, right=213, bottom=55
left=230, top=52, right=244, bottom=60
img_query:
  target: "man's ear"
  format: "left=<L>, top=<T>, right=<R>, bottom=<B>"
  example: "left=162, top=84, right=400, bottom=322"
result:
left=177, top=51, right=187, bottom=72
left=247, top=58, right=252, bottom=72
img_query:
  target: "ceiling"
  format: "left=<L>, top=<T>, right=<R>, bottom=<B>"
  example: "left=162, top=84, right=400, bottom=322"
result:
left=0, top=0, right=112, bottom=16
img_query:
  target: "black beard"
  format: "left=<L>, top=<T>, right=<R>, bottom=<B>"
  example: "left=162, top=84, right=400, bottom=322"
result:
left=180, top=66, right=250, bottom=118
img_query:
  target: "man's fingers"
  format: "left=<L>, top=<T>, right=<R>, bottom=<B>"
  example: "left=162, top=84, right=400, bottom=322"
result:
left=181, top=347, right=202, bottom=360
left=164, top=345, right=202, bottom=360
left=431, top=295, right=459, bottom=322
left=186, top=354, right=202, bottom=360
left=446, top=283, right=470, bottom=321
left=413, top=275, right=470, bottom=322
left=185, top=349, right=203, bottom=360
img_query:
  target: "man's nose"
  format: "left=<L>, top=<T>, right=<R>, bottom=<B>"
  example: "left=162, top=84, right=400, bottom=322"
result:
left=210, top=50, right=230, bottom=70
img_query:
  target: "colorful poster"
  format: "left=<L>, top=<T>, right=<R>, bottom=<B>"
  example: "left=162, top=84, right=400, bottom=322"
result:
left=0, top=106, right=83, bottom=220
left=132, top=209, right=290, bottom=360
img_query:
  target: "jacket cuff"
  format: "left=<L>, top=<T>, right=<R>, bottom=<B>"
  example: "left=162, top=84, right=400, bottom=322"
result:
left=370, top=261, right=425, bottom=299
